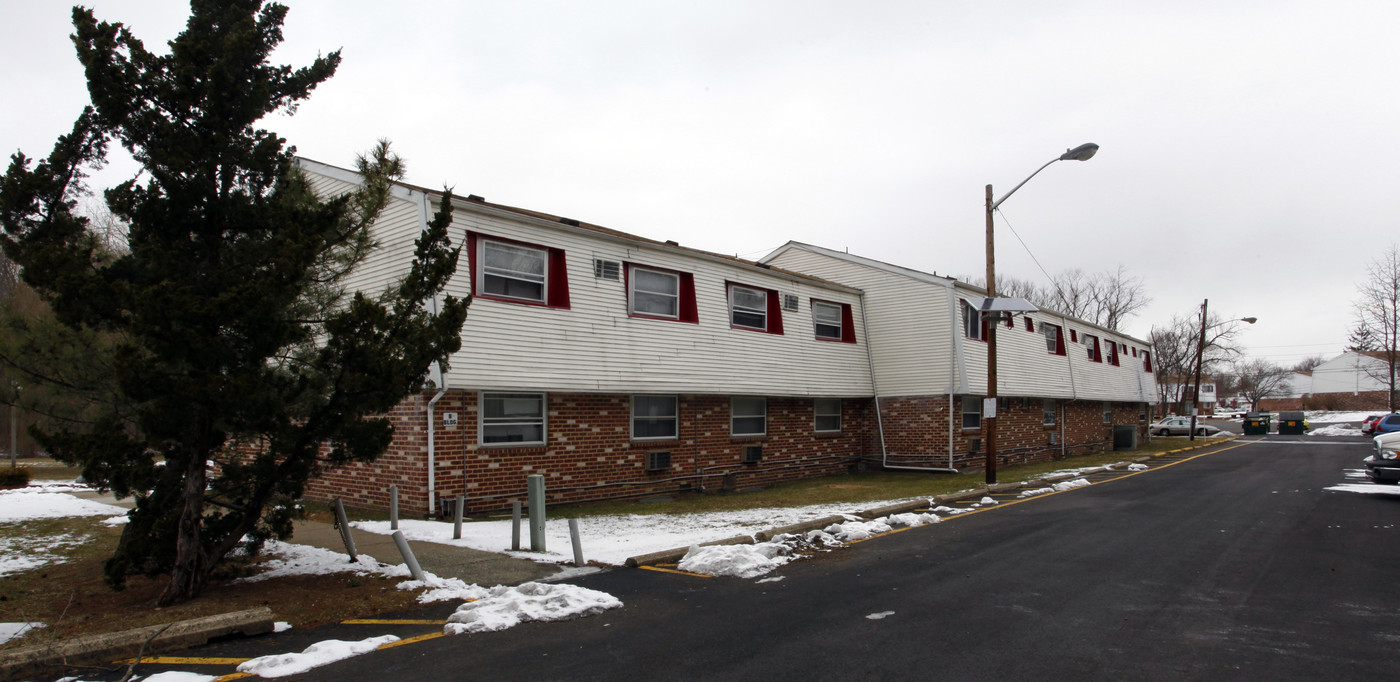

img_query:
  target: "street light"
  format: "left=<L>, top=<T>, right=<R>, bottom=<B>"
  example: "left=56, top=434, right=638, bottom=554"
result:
left=983, top=143, right=1098, bottom=484
left=1187, top=299, right=1256, bottom=441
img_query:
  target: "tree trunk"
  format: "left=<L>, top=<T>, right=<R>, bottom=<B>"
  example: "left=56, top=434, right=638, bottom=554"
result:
left=158, top=450, right=209, bottom=606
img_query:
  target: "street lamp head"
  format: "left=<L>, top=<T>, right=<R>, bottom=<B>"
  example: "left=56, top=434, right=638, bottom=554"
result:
left=1060, top=143, right=1099, bottom=161
left=1241, top=317, right=1258, bottom=324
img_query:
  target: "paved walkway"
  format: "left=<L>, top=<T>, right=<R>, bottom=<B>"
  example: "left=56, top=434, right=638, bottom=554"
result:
left=68, top=490, right=557, bottom=587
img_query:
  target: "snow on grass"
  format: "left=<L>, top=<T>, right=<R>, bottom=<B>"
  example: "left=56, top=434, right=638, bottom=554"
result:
left=352, top=499, right=927, bottom=567
left=0, top=489, right=128, bottom=523
left=1306, top=410, right=1385, bottom=423
left=0, top=532, right=90, bottom=577
left=0, top=622, right=42, bottom=646
left=1308, top=423, right=1362, bottom=436
left=236, top=634, right=399, bottom=678
left=443, top=582, right=622, bottom=635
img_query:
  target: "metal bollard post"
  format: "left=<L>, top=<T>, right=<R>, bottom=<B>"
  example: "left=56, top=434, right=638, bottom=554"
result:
left=511, top=500, right=522, bottom=551
left=527, top=474, right=546, bottom=552
left=389, top=485, right=399, bottom=530
left=391, top=530, right=425, bottom=582
left=333, top=498, right=357, bottom=562
left=453, top=495, right=464, bottom=540
left=569, top=518, right=585, bottom=567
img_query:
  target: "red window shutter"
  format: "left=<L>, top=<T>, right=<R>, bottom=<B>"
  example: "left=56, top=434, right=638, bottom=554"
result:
left=547, top=248, right=570, bottom=308
left=679, top=273, right=698, bottom=323
left=765, top=287, right=784, bottom=335
left=841, top=303, right=856, bottom=343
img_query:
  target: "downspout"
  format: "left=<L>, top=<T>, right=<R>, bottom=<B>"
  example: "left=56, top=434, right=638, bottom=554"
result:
left=858, top=292, right=889, bottom=462
left=1062, top=313, right=1075, bottom=459
left=883, top=280, right=959, bottom=473
left=417, top=189, right=447, bottom=515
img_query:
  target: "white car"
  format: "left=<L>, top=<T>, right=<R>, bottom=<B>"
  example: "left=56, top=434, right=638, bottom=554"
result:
left=1150, top=417, right=1222, bottom=437
left=1364, top=432, right=1400, bottom=484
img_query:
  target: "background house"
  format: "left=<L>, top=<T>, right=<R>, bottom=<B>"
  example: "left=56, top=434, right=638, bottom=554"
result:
left=1302, top=351, right=1397, bottom=410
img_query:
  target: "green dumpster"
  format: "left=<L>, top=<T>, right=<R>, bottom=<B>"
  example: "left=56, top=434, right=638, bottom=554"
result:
left=1243, top=412, right=1271, bottom=435
left=1278, top=411, right=1307, bottom=435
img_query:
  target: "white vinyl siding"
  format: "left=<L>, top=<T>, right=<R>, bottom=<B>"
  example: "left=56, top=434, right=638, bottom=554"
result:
left=731, top=397, right=767, bottom=436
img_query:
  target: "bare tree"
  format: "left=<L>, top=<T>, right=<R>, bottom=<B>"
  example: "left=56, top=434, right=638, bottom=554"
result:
left=1150, top=310, right=1249, bottom=413
left=960, top=265, right=1151, bottom=332
left=1232, top=358, right=1293, bottom=408
left=1088, top=265, right=1152, bottom=332
left=1290, top=355, right=1326, bottom=374
left=1352, top=243, right=1400, bottom=411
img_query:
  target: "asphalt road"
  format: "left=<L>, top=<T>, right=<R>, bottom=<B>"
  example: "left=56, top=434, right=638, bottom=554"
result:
left=100, top=436, right=1400, bottom=681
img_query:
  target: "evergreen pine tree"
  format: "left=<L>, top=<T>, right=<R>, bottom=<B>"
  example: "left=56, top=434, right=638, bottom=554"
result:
left=0, top=1, right=467, bottom=605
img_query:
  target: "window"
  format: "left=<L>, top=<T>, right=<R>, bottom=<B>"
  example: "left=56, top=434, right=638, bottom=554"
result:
left=961, top=396, right=982, bottom=430
left=631, top=395, right=678, bottom=441
left=481, top=393, right=545, bottom=445
left=810, top=300, right=856, bottom=342
left=1043, top=399, right=1058, bottom=427
left=962, top=301, right=983, bottom=340
left=732, top=397, right=767, bottom=436
left=1024, top=318, right=1034, bottom=332
left=630, top=266, right=679, bottom=318
left=1142, top=350, right=1153, bottom=373
left=813, top=301, right=843, bottom=340
left=814, top=398, right=842, bottom=433
left=1070, top=329, right=1078, bottom=343
left=1040, top=322, right=1064, bottom=355
left=1105, top=341, right=1119, bottom=366
left=1084, top=334, right=1102, bottom=362
left=468, top=233, right=570, bottom=308
left=728, top=283, right=783, bottom=333
left=1103, top=402, right=1113, bottom=424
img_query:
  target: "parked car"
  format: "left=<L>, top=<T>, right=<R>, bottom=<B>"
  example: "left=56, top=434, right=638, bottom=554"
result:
left=1361, top=415, right=1383, bottom=435
left=1374, top=413, right=1400, bottom=435
left=1364, top=431, right=1400, bottom=484
left=1150, top=417, right=1222, bottom=437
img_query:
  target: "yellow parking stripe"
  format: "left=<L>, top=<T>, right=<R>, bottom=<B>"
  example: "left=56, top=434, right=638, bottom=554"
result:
left=639, top=564, right=712, bottom=577
left=115, top=656, right=248, bottom=665
left=378, top=632, right=448, bottom=648
left=214, top=674, right=256, bottom=681
left=342, top=618, right=447, bottom=625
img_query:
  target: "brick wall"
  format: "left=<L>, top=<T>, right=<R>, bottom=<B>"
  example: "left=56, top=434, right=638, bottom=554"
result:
left=303, top=391, right=874, bottom=515
left=875, top=395, right=1146, bottom=471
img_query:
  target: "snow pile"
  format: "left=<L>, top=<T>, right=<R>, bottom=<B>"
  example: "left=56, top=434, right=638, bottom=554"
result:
left=1326, top=483, right=1400, bottom=496
left=930, top=505, right=972, bottom=515
left=970, top=496, right=999, bottom=507
left=866, top=611, right=896, bottom=620
left=140, top=672, right=219, bottom=681
left=1128, top=463, right=1149, bottom=471
left=395, top=573, right=491, bottom=604
left=1309, top=423, right=1360, bottom=436
left=884, top=512, right=941, bottom=528
left=444, top=582, right=622, bottom=634
left=0, top=622, right=42, bottom=646
left=0, top=490, right=127, bottom=523
left=1019, top=487, right=1054, bottom=498
left=237, top=634, right=399, bottom=677
left=1053, top=478, right=1091, bottom=491
left=821, top=517, right=893, bottom=542
left=678, top=541, right=797, bottom=578
left=238, top=540, right=396, bottom=582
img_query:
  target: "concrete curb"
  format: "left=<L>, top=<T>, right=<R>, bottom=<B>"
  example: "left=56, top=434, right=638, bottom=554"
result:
left=753, top=515, right=852, bottom=542
left=0, top=607, right=274, bottom=682
left=624, top=534, right=756, bottom=568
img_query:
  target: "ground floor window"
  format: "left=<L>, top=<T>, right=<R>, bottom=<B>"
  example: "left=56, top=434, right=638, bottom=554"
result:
left=1043, top=398, right=1058, bottom=427
left=481, top=393, right=546, bottom=445
left=961, top=396, right=982, bottom=430
left=732, top=396, right=767, bottom=436
left=814, top=398, right=842, bottom=433
left=632, top=395, right=678, bottom=440
left=1103, top=401, right=1113, bottom=424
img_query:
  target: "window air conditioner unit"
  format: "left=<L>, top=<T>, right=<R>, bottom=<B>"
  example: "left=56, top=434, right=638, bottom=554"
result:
left=593, top=259, right=621, bottom=280
left=968, top=438, right=982, bottom=454
left=1049, top=432, right=1059, bottom=445
left=646, top=451, right=671, bottom=472
left=783, top=294, right=799, bottom=311
left=743, top=445, right=763, bottom=463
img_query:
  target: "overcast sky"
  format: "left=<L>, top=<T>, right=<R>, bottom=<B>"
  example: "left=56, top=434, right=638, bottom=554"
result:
left=4, top=0, right=1395, bottom=367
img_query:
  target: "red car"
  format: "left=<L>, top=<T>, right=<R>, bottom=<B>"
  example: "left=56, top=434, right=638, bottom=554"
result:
left=1362, top=415, right=1383, bottom=435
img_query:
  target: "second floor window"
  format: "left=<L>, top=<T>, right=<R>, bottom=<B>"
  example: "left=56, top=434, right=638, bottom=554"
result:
left=729, top=285, right=769, bottom=331
left=813, top=301, right=843, bottom=340
left=963, top=301, right=983, bottom=340
left=482, top=240, right=547, bottom=302
left=1041, top=322, right=1062, bottom=354
left=630, top=267, right=679, bottom=318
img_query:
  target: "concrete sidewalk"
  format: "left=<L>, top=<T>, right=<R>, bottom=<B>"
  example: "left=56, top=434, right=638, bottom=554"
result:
left=68, top=490, right=557, bottom=586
